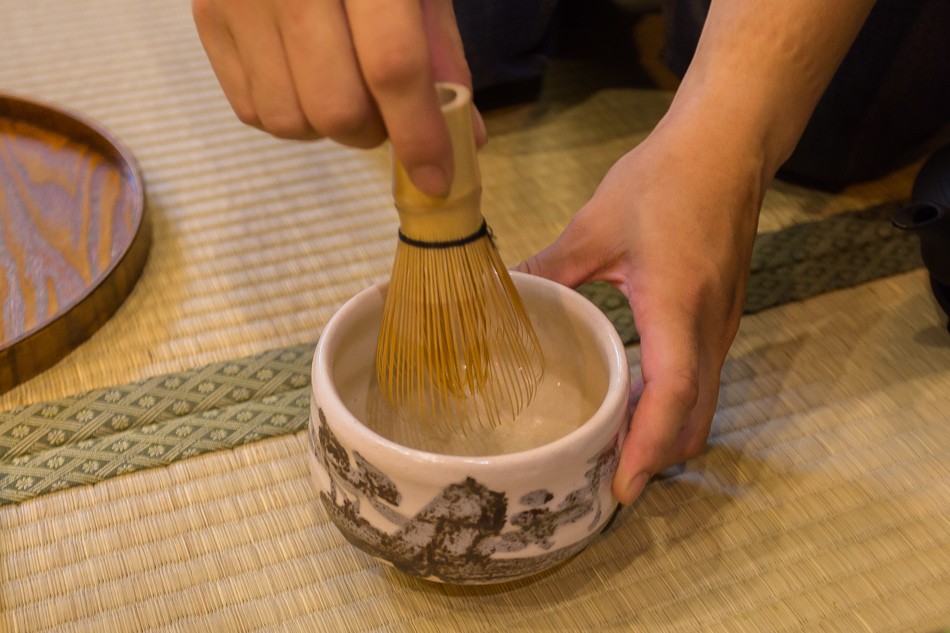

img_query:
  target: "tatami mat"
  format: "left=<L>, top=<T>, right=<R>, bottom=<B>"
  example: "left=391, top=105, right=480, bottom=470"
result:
left=1, top=0, right=947, bottom=631
left=2, top=273, right=948, bottom=632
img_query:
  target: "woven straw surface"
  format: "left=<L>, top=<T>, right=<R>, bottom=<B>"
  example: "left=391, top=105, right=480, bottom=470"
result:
left=1, top=0, right=948, bottom=631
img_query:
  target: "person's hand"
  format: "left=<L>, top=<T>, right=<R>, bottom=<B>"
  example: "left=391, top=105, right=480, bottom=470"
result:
left=517, top=105, right=766, bottom=505
left=517, top=0, right=876, bottom=505
left=192, top=0, right=486, bottom=196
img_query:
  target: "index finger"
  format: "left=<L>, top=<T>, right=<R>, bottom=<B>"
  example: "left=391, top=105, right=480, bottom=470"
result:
left=344, top=0, right=453, bottom=197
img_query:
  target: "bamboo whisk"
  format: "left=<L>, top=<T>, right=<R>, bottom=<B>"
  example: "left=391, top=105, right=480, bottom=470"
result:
left=376, top=83, right=544, bottom=433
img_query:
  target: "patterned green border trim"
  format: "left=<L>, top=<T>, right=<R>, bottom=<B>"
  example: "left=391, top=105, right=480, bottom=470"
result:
left=0, top=344, right=314, bottom=504
left=0, top=201, right=924, bottom=505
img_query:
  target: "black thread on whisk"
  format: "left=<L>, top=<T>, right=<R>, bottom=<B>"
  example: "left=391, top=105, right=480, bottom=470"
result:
left=398, top=220, right=489, bottom=249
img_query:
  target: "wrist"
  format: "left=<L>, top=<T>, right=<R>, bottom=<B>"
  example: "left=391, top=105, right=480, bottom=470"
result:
left=655, top=85, right=774, bottom=211
left=664, top=69, right=798, bottom=191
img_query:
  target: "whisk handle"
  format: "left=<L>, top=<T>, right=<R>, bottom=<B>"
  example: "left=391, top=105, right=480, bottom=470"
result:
left=392, top=83, right=483, bottom=242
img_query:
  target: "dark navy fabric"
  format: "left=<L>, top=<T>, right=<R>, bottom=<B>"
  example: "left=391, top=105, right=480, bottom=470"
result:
left=663, top=0, right=950, bottom=186
left=453, top=0, right=560, bottom=90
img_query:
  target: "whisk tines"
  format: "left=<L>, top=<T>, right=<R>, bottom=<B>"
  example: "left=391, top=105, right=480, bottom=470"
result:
left=377, top=224, right=543, bottom=433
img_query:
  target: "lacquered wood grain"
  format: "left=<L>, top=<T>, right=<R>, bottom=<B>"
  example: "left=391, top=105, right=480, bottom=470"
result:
left=0, top=94, right=148, bottom=394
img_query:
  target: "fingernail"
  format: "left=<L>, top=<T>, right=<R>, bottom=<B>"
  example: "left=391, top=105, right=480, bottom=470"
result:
left=623, top=471, right=650, bottom=504
left=409, top=164, right=449, bottom=197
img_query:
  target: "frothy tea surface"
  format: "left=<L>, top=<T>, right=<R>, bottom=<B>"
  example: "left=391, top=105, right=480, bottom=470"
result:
left=340, top=367, right=601, bottom=456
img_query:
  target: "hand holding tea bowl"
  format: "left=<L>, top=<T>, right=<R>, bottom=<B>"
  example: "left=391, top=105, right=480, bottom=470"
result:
left=307, top=272, right=630, bottom=584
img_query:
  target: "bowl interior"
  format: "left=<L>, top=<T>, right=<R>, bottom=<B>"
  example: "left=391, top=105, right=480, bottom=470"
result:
left=324, top=275, right=619, bottom=456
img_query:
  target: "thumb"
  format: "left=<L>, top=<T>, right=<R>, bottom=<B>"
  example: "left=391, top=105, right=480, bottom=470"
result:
left=515, top=226, right=602, bottom=290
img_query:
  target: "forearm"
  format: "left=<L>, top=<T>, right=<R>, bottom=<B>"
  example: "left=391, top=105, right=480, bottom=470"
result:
left=665, top=0, right=877, bottom=185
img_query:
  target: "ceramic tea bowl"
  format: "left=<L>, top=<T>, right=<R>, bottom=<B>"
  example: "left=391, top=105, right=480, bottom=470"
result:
left=308, top=272, right=630, bottom=584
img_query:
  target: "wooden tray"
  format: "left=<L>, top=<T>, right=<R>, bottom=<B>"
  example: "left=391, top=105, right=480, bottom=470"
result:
left=0, top=94, right=149, bottom=394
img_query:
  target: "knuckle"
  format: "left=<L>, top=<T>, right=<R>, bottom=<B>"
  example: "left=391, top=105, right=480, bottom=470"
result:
left=681, top=433, right=708, bottom=461
left=258, top=108, right=311, bottom=139
left=682, top=267, right=720, bottom=306
left=304, top=93, right=385, bottom=147
left=664, top=372, right=700, bottom=409
left=362, top=49, right=426, bottom=93
left=232, top=103, right=262, bottom=129
left=314, top=102, right=368, bottom=140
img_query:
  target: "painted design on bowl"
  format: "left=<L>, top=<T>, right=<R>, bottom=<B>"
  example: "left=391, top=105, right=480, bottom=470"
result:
left=309, top=407, right=620, bottom=584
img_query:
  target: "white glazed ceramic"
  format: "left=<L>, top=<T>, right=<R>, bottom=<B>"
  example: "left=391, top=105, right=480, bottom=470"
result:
left=308, top=272, right=630, bottom=584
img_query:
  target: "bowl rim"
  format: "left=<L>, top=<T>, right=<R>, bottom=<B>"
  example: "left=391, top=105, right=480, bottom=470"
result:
left=312, top=272, right=630, bottom=466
